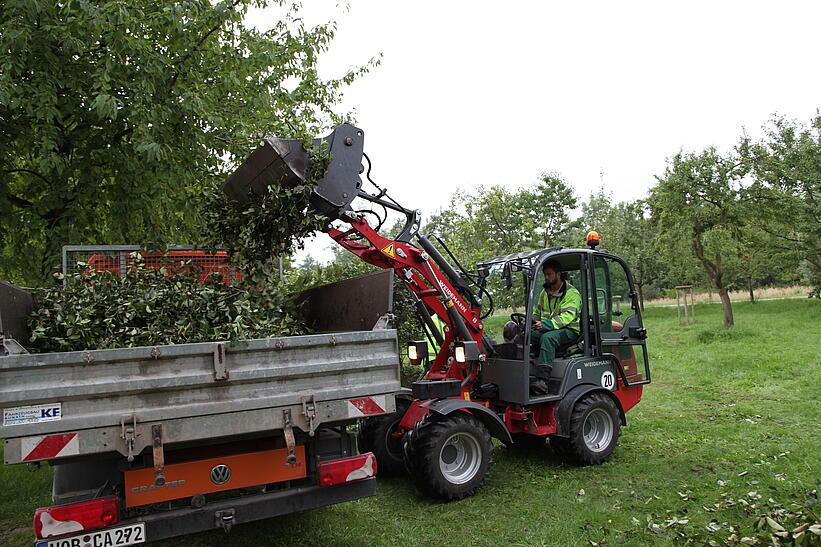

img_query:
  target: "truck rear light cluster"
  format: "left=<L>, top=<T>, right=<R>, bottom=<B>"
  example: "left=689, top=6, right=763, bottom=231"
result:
left=33, top=496, right=120, bottom=539
left=318, top=452, right=377, bottom=487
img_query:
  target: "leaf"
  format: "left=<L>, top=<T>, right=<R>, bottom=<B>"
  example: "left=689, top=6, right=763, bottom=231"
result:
left=765, top=517, right=785, bottom=532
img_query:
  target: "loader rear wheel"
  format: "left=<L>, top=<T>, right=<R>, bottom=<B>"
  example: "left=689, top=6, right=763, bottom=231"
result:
left=551, top=392, right=621, bottom=465
left=358, top=398, right=410, bottom=476
left=403, top=413, right=492, bottom=500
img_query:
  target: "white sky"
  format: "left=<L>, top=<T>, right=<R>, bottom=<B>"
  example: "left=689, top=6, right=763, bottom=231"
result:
left=248, top=1, right=821, bottom=265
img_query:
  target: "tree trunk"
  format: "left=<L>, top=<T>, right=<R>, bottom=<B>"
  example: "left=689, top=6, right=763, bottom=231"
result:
left=718, top=288, right=734, bottom=326
left=637, top=284, right=645, bottom=311
left=692, top=230, right=734, bottom=327
left=748, top=277, right=755, bottom=303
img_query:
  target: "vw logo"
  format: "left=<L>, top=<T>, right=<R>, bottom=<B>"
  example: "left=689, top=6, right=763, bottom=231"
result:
left=210, top=464, right=231, bottom=485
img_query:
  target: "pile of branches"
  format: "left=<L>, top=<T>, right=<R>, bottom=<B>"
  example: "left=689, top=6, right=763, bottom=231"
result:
left=201, top=144, right=331, bottom=266
left=28, top=145, right=332, bottom=352
left=28, top=259, right=306, bottom=353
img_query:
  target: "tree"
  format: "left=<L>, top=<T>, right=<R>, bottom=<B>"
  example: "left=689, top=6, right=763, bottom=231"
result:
left=604, top=200, right=664, bottom=310
left=579, top=187, right=613, bottom=235
left=0, top=0, right=375, bottom=284
left=521, top=172, right=578, bottom=248
left=742, top=114, right=821, bottom=296
left=650, top=148, right=748, bottom=327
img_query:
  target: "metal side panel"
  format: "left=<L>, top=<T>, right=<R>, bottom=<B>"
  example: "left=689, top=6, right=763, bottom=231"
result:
left=0, top=330, right=400, bottom=441
left=0, top=281, right=34, bottom=344
left=4, top=395, right=395, bottom=464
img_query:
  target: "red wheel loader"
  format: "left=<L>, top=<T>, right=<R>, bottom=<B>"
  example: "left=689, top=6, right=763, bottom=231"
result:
left=223, top=124, right=651, bottom=501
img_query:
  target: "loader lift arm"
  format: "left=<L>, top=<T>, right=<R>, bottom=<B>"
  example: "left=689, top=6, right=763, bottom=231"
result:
left=222, top=124, right=485, bottom=384
left=327, top=211, right=485, bottom=383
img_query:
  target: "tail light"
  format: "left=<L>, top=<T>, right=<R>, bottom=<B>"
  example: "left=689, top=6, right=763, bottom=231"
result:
left=33, top=496, right=120, bottom=539
left=318, top=452, right=377, bottom=487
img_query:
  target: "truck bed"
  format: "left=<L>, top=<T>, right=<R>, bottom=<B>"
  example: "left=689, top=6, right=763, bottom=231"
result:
left=1, top=330, right=399, bottom=464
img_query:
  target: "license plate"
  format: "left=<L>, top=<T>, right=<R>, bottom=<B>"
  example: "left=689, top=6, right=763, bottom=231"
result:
left=36, top=523, right=145, bottom=547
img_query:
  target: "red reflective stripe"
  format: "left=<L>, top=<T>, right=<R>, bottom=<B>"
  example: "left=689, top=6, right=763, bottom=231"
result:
left=23, top=433, right=77, bottom=462
left=349, top=397, right=385, bottom=415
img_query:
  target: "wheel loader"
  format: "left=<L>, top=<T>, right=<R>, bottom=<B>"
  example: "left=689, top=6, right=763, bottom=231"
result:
left=223, top=124, right=651, bottom=500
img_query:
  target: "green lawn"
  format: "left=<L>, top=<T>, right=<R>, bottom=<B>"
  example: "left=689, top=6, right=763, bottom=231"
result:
left=2, top=299, right=819, bottom=546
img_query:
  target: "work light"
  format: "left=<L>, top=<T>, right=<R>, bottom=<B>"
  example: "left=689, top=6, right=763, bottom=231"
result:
left=407, top=341, right=428, bottom=365
left=454, top=341, right=479, bottom=363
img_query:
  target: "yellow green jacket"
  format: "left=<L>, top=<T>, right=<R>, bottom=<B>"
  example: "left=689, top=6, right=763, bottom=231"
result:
left=534, top=281, right=581, bottom=333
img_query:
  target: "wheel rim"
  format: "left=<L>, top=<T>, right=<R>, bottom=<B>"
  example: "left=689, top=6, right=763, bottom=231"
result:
left=438, top=432, right=482, bottom=484
left=383, top=419, right=403, bottom=460
left=583, top=408, right=614, bottom=453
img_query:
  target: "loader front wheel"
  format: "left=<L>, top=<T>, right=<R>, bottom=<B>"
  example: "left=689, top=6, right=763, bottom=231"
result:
left=403, top=412, right=492, bottom=500
left=358, top=398, right=410, bottom=476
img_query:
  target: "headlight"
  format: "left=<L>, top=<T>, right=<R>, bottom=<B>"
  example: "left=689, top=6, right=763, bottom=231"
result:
left=408, top=344, right=418, bottom=361
left=454, top=345, right=466, bottom=363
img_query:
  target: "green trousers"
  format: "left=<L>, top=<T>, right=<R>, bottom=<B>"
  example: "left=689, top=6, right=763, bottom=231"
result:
left=530, top=327, right=578, bottom=380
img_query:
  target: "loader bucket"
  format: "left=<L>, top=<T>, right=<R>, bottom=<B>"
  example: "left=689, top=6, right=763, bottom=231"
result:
left=222, top=124, right=365, bottom=219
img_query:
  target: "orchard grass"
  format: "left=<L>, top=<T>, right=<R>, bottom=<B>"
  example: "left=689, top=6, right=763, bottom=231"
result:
left=2, top=299, right=818, bottom=545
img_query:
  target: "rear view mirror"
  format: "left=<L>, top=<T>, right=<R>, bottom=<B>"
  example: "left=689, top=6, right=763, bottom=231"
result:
left=502, top=263, right=513, bottom=289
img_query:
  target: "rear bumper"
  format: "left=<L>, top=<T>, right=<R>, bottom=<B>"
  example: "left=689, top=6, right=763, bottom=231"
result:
left=134, top=479, right=375, bottom=543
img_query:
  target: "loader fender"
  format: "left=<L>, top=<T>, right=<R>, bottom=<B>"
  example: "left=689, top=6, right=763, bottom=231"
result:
left=554, top=384, right=626, bottom=438
left=422, top=398, right=512, bottom=445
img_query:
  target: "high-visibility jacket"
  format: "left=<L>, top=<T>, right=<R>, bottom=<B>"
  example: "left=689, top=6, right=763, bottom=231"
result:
left=430, top=314, right=447, bottom=354
left=533, top=281, right=582, bottom=334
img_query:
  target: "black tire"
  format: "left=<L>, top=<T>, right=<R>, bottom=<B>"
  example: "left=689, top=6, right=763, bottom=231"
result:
left=358, top=398, right=410, bottom=476
left=551, top=392, right=621, bottom=465
left=510, top=432, right=547, bottom=450
left=403, top=413, right=493, bottom=501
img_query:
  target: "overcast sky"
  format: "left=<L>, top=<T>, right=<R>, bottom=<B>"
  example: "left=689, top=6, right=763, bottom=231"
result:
left=249, top=1, right=820, bottom=264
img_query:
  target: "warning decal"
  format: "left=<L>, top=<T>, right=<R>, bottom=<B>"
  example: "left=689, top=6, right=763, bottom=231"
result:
left=3, top=403, right=62, bottom=427
left=381, top=243, right=396, bottom=258
left=22, top=433, right=79, bottom=462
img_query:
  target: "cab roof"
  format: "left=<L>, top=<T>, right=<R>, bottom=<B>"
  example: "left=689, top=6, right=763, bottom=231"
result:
left=477, top=247, right=613, bottom=269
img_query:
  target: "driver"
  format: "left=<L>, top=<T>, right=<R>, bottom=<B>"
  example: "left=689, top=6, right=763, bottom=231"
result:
left=530, top=260, right=582, bottom=395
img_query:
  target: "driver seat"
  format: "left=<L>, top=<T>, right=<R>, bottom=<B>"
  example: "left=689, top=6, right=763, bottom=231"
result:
left=556, top=332, right=584, bottom=358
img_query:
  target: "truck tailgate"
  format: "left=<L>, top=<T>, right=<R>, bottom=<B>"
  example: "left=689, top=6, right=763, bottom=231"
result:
left=1, top=330, right=400, bottom=463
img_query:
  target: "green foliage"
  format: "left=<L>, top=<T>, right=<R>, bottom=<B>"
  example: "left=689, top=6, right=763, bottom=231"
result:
left=649, top=147, right=748, bottom=326
left=742, top=114, right=821, bottom=296
left=202, top=147, right=331, bottom=265
left=425, top=175, right=578, bottom=269
left=602, top=200, right=663, bottom=309
left=0, top=0, right=375, bottom=284
left=28, top=257, right=306, bottom=352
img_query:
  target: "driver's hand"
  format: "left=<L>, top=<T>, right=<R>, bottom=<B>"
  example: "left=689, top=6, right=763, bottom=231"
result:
left=534, top=320, right=542, bottom=331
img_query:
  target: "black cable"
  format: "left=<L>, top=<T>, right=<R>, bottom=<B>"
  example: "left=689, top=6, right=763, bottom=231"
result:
left=362, top=152, right=406, bottom=213
left=479, top=284, right=494, bottom=320
left=354, top=209, right=385, bottom=230
left=434, top=235, right=478, bottom=284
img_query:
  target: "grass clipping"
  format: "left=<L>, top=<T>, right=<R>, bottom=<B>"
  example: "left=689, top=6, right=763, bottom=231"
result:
left=28, top=146, right=330, bottom=352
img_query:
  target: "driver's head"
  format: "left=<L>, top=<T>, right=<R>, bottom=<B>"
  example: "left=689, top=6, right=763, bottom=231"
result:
left=543, top=260, right=563, bottom=288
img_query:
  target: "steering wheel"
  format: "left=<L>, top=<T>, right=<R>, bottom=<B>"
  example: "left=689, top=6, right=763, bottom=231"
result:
left=510, top=312, right=527, bottom=327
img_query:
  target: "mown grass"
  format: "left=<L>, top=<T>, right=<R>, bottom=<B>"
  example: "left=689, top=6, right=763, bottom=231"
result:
left=2, top=299, right=819, bottom=546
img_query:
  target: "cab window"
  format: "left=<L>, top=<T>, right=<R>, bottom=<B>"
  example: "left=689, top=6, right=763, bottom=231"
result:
left=593, top=255, right=636, bottom=338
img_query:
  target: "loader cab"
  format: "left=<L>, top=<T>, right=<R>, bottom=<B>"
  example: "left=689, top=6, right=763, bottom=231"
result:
left=478, top=248, right=650, bottom=405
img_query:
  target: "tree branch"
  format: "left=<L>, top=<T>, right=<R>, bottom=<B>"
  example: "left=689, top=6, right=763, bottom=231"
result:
left=5, top=168, right=53, bottom=187
left=5, top=192, right=35, bottom=209
left=168, top=0, right=243, bottom=90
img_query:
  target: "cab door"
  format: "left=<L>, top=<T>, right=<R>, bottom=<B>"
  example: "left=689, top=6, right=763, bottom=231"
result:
left=591, top=254, right=651, bottom=386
